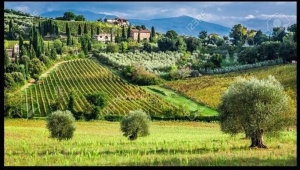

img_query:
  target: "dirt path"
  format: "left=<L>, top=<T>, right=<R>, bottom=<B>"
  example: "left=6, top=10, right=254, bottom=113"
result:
left=11, top=61, right=68, bottom=95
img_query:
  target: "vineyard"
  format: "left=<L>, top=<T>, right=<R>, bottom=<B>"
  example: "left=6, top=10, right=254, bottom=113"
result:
left=16, top=59, right=177, bottom=118
left=163, top=64, right=297, bottom=114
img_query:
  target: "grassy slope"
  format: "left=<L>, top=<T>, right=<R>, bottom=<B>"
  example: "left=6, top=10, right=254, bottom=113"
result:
left=163, top=64, right=297, bottom=113
left=4, top=119, right=296, bottom=166
left=142, top=85, right=218, bottom=116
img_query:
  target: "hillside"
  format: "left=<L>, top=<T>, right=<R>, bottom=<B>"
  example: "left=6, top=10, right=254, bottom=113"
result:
left=13, top=59, right=177, bottom=118
left=163, top=64, right=296, bottom=114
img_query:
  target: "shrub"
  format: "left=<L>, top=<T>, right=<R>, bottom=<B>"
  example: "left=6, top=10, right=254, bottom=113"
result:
left=46, top=110, right=76, bottom=141
left=120, top=110, right=150, bottom=140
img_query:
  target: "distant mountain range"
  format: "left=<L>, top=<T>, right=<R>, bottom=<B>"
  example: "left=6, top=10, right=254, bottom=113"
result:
left=40, top=9, right=117, bottom=21
left=41, top=10, right=231, bottom=37
left=41, top=9, right=295, bottom=37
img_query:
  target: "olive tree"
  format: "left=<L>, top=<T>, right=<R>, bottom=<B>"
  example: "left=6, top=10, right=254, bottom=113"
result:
left=120, top=110, right=150, bottom=140
left=46, top=110, right=76, bottom=141
left=218, top=75, right=293, bottom=148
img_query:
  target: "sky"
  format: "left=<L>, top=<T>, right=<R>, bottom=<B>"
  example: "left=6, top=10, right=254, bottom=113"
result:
left=4, top=1, right=297, bottom=27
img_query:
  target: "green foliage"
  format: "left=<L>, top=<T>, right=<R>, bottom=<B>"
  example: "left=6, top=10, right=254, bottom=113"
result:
left=84, top=106, right=101, bottom=121
left=46, top=110, right=76, bottom=141
left=28, top=58, right=45, bottom=80
left=85, top=92, right=108, bottom=109
left=4, top=73, right=16, bottom=89
left=185, top=37, right=201, bottom=52
left=272, top=27, right=286, bottom=42
left=120, top=110, right=150, bottom=140
left=106, top=43, right=119, bottom=53
left=218, top=76, right=293, bottom=138
left=67, top=91, right=75, bottom=112
left=75, top=15, right=85, bottom=21
left=4, top=48, right=11, bottom=71
left=166, top=30, right=178, bottom=39
left=143, top=42, right=152, bottom=52
left=120, top=41, right=128, bottom=53
left=229, top=24, right=248, bottom=46
left=124, top=64, right=164, bottom=85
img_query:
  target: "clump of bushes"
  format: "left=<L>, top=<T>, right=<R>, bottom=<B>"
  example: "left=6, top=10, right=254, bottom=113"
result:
left=46, top=110, right=76, bottom=141
left=122, top=64, right=164, bottom=85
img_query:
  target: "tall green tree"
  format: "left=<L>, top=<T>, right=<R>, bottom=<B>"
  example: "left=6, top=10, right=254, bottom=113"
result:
left=229, top=24, right=248, bottom=46
left=19, top=34, right=24, bottom=57
left=67, top=24, right=71, bottom=46
left=75, top=15, right=85, bottom=21
left=78, top=24, right=82, bottom=36
left=287, top=23, right=297, bottom=42
left=122, top=25, right=126, bottom=40
left=9, top=19, right=13, bottom=39
left=97, top=26, right=100, bottom=35
left=84, top=23, right=88, bottom=34
left=199, top=30, right=208, bottom=45
left=63, top=12, right=76, bottom=21
left=110, top=28, right=113, bottom=42
left=166, top=30, right=178, bottom=39
left=253, top=30, right=268, bottom=45
left=90, top=25, right=94, bottom=38
left=151, top=26, right=155, bottom=38
left=272, top=27, right=286, bottom=42
left=127, top=25, right=131, bottom=39
left=137, top=30, right=141, bottom=43
left=66, top=23, right=69, bottom=35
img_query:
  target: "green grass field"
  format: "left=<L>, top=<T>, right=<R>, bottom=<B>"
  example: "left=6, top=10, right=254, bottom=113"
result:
left=142, top=85, right=218, bottom=116
left=4, top=119, right=296, bottom=166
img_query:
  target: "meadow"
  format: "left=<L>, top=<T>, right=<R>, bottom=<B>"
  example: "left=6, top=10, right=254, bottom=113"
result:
left=4, top=119, right=296, bottom=166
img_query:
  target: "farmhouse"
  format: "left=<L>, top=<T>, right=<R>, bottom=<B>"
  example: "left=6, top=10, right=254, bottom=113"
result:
left=130, top=29, right=151, bottom=41
left=104, top=18, right=130, bottom=27
left=93, top=33, right=114, bottom=42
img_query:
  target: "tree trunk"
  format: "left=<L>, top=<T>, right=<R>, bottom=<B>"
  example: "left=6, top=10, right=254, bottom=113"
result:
left=249, top=129, right=267, bottom=149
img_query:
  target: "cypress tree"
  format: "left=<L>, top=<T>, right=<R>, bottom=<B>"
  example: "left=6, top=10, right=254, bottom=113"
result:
left=151, top=26, right=155, bottom=38
left=138, top=30, right=141, bottom=43
left=127, top=25, right=131, bottom=39
left=19, top=34, right=24, bottom=57
left=110, top=28, right=113, bottom=42
left=55, top=25, right=59, bottom=36
left=66, top=23, right=69, bottom=35
left=91, top=25, right=93, bottom=38
left=43, top=21, right=48, bottom=36
left=122, top=25, right=126, bottom=40
left=38, top=22, right=42, bottom=35
left=78, top=24, right=82, bottom=35
left=97, top=26, right=100, bottom=35
left=9, top=19, right=13, bottom=39
left=67, top=25, right=71, bottom=46
left=84, top=23, right=88, bottom=34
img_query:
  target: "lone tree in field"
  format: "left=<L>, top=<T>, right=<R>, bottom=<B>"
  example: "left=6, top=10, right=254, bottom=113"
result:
left=46, top=110, right=76, bottom=141
left=120, top=110, right=150, bottom=140
left=218, top=75, right=294, bottom=148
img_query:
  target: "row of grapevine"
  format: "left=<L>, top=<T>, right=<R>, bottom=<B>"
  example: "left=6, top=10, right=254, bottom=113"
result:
left=19, top=59, right=177, bottom=117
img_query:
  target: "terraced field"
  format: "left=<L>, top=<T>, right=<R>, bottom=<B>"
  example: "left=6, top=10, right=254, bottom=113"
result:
left=17, top=59, right=177, bottom=118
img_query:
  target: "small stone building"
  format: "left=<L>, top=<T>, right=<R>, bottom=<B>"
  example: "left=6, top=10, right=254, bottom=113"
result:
left=130, top=29, right=151, bottom=41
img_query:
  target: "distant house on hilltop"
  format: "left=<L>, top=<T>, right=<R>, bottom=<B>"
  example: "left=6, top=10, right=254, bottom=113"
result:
left=130, top=29, right=151, bottom=41
left=93, top=33, right=114, bottom=42
left=104, top=18, right=130, bottom=27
